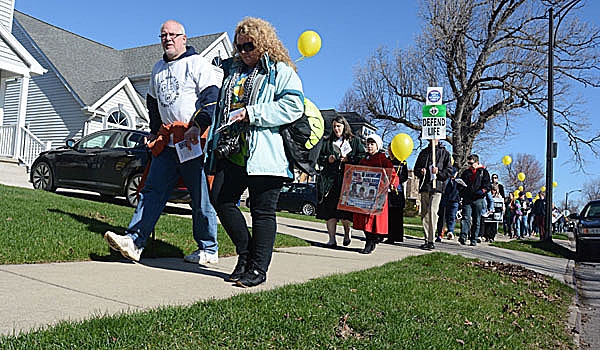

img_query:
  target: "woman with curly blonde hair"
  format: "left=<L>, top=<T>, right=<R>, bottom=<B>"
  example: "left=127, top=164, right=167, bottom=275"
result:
left=207, top=17, right=304, bottom=287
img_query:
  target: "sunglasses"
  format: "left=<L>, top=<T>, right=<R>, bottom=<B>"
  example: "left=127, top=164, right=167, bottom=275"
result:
left=236, top=42, right=255, bottom=53
left=467, top=161, right=475, bottom=165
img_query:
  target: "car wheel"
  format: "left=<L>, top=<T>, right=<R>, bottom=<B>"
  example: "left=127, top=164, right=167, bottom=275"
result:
left=125, top=173, right=142, bottom=207
left=31, top=161, right=56, bottom=192
left=302, top=202, right=316, bottom=216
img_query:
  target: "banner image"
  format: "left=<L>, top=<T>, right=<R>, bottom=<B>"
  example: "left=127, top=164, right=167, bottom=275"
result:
left=337, top=165, right=391, bottom=215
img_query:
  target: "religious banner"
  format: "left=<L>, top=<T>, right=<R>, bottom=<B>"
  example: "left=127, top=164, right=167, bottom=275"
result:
left=337, top=164, right=392, bottom=215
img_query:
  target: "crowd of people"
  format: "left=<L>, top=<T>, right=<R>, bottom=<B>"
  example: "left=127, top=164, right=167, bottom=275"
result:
left=101, top=17, right=566, bottom=290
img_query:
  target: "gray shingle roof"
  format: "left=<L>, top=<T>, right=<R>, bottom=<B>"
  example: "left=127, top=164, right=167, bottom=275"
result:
left=13, top=10, right=225, bottom=106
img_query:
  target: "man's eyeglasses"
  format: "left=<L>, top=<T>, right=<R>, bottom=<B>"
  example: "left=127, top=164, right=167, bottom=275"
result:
left=160, top=33, right=184, bottom=40
left=236, top=42, right=255, bottom=53
left=467, top=161, right=475, bottom=165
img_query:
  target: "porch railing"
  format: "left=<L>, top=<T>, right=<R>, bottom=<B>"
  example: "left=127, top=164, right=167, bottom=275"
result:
left=0, top=125, right=17, bottom=158
left=18, top=126, right=51, bottom=170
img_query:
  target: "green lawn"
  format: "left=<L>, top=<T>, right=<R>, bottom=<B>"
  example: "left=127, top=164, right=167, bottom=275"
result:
left=0, top=253, right=575, bottom=349
left=491, top=238, right=574, bottom=259
left=0, top=184, right=308, bottom=264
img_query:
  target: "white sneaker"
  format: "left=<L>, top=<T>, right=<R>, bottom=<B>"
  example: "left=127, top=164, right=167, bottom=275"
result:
left=104, top=231, right=143, bottom=262
left=446, top=232, right=454, bottom=240
left=184, top=250, right=219, bottom=264
left=199, top=251, right=218, bottom=264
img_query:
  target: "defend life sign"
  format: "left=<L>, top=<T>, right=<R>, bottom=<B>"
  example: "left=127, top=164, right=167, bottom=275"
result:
left=422, top=105, right=447, bottom=139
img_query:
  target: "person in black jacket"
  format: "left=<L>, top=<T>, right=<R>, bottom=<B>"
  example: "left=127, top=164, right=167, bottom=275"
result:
left=458, top=154, right=491, bottom=246
left=385, top=145, right=409, bottom=243
left=413, top=139, right=453, bottom=249
left=435, top=167, right=462, bottom=241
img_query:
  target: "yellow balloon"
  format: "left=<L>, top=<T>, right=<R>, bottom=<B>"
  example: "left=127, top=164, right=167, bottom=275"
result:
left=526, top=192, right=532, bottom=199
left=518, top=185, right=523, bottom=192
left=535, top=195, right=540, bottom=201
left=502, top=155, right=512, bottom=166
left=514, top=190, right=520, bottom=197
left=390, top=133, right=414, bottom=161
left=297, top=30, right=321, bottom=58
left=517, top=172, right=526, bottom=182
left=540, top=186, right=546, bottom=192
left=553, top=181, right=558, bottom=188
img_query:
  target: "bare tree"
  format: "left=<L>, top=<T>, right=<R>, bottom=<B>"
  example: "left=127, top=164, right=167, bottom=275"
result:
left=342, top=0, right=600, bottom=169
left=581, top=178, right=600, bottom=202
left=500, top=153, right=545, bottom=194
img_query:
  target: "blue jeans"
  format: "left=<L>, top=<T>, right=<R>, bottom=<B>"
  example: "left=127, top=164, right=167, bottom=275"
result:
left=520, top=214, right=529, bottom=237
left=460, top=198, right=484, bottom=244
left=445, top=201, right=459, bottom=233
left=126, top=147, right=218, bottom=253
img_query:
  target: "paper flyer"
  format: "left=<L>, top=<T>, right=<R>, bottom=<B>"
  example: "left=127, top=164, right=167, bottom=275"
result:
left=175, top=137, right=203, bottom=163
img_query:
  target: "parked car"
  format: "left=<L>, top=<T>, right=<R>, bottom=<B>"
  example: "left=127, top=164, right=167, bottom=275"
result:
left=276, top=182, right=317, bottom=216
left=29, top=128, right=190, bottom=207
left=573, top=199, right=600, bottom=261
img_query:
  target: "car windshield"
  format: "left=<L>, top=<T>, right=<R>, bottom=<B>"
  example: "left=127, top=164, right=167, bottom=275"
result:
left=582, top=202, right=600, bottom=219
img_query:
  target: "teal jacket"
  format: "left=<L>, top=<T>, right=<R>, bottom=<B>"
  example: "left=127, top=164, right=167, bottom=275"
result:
left=206, top=54, right=304, bottom=178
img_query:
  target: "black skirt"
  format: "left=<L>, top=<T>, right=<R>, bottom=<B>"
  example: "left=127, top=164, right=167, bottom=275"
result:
left=316, top=174, right=353, bottom=221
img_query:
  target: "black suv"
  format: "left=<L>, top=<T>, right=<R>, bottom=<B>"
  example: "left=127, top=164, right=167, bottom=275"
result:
left=573, top=199, right=600, bottom=261
left=277, top=183, right=317, bottom=216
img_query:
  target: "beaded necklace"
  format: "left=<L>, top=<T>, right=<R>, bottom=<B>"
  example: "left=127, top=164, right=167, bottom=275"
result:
left=222, top=64, right=260, bottom=126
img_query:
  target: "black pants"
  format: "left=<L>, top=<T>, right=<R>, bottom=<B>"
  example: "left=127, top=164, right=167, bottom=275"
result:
left=387, top=206, right=405, bottom=241
left=211, top=160, right=285, bottom=274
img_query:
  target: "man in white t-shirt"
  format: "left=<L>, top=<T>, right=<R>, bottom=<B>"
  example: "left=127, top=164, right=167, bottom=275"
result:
left=105, top=20, right=221, bottom=264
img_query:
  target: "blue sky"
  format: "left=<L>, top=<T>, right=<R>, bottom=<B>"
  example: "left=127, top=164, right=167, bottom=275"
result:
left=14, top=0, right=600, bottom=208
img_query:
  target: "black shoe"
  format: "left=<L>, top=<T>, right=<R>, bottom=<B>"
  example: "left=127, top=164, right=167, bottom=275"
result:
left=236, top=268, right=266, bottom=288
left=225, top=259, right=247, bottom=282
left=343, top=237, right=352, bottom=246
left=420, top=242, right=432, bottom=250
left=383, top=239, right=395, bottom=245
left=476, top=238, right=481, bottom=243
left=361, top=241, right=376, bottom=254
left=435, top=236, right=442, bottom=243
left=325, top=241, right=337, bottom=248
left=458, top=237, right=466, bottom=245
left=470, top=241, right=477, bottom=246
left=428, top=242, right=435, bottom=249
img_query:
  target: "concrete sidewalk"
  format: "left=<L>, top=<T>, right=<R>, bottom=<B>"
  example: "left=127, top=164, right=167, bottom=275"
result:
left=0, top=161, right=575, bottom=337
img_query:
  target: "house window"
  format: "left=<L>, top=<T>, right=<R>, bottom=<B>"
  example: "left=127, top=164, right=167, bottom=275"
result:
left=107, top=108, right=130, bottom=128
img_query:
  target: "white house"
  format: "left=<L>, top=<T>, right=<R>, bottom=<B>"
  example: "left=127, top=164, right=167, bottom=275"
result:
left=0, top=9, right=232, bottom=168
left=0, top=1, right=45, bottom=167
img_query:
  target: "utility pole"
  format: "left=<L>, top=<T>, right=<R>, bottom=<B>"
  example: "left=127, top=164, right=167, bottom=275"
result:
left=565, top=189, right=582, bottom=215
left=544, top=7, right=555, bottom=242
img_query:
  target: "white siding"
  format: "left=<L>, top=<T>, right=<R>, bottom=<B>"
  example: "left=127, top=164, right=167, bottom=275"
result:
left=203, top=40, right=230, bottom=62
left=97, top=88, right=139, bottom=128
left=2, top=76, right=17, bottom=124
left=0, top=36, right=28, bottom=71
left=6, top=21, right=85, bottom=149
left=0, top=0, right=13, bottom=30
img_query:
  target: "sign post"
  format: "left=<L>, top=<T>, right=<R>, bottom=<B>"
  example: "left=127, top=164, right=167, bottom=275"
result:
left=423, top=87, right=446, bottom=189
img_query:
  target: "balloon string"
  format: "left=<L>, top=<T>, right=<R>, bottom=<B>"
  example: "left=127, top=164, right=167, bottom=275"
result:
left=295, top=56, right=306, bottom=63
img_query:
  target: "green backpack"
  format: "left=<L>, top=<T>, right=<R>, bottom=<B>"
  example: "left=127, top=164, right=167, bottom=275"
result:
left=280, top=97, right=325, bottom=176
